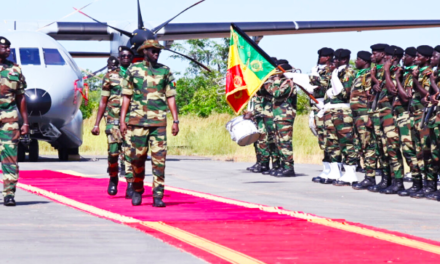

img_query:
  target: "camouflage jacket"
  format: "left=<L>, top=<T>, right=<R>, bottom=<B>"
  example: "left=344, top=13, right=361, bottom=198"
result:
left=377, top=65, right=400, bottom=108
left=393, top=65, right=416, bottom=113
left=428, top=69, right=440, bottom=127
left=251, top=95, right=263, bottom=116
left=327, top=66, right=355, bottom=104
left=122, top=61, right=176, bottom=127
left=0, top=60, right=26, bottom=124
left=309, top=66, right=331, bottom=99
left=350, top=68, right=371, bottom=115
left=410, top=66, right=432, bottom=113
left=101, top=67, right=125, bottom=124
left=266, top=78, right=297, bottom=122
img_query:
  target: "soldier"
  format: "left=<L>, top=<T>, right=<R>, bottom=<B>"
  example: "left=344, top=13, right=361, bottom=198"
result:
left=0, top=36, right=29, bottom=206
left=92, top=47, right=134, bottom=198
left=406, top=45, right=436, bottom=198
left=265, top=60, right=296, bottom=177
left=309, top=47, right=334, bottom=183
left=120, top=40, right=179, bottom=207
left=245, top=96, right=262, bottom=172
left=319, top=49, right=357, bottom=185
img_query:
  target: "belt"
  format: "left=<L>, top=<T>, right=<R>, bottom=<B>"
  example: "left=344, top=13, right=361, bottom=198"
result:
left=107, top=120, right=120, bottom=125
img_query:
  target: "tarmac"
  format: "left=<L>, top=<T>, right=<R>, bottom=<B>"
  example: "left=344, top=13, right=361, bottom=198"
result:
left=1, top=155, right=439, bottom=263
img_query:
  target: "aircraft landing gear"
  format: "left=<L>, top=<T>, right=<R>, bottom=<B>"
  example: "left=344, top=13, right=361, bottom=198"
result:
left=29, top=140, right=39, bottom=162
left=58, top=147, right=79, bottom=161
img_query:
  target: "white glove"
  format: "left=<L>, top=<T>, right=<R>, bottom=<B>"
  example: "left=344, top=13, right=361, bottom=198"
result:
left=310, top=66, right=319, bottom=77
left=330, top=67, right=344, bottom=96
left=308, top=111, right=318, bottom=137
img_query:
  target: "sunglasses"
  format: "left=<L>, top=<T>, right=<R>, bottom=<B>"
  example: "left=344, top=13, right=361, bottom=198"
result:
left=120, top=54, right=133, bottom=58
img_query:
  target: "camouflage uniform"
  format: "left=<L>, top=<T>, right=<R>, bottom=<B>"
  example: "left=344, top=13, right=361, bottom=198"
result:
left=266, top=78, right=296, bottom=170
left=376, top=65, right=403, bottom=179
left=255, top=95, right=279, bottom=166
left=394, top=66, right=420, bottom=179
left=325, top=66, right=357, bottom=166
left=122, top=60, right=176, bottom=198
left=350, top=68, right=378, bottom=177
left=309, top=66, right=331, bottom=161
left=0, top=60, right=26, bottom=197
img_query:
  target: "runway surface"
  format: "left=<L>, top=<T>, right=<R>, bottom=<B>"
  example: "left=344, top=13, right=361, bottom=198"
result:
left=1, top=155, right=440, bottom=263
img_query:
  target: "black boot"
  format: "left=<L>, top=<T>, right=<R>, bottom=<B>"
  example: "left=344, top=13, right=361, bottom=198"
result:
left=3, top=195, right=16, bottom=206
left=120, top=161, right=126, bottom=177
left=153, top=197, right=166, bottom=207
left=253, top=162, right=270, bottom=173
left=270, top=166, right=284, bottom=176
left=131, top=191, right=142, bottom=206
left=107, top=177, right=119, bottom=196
left=425, top=190, right=440, bottom=200
left=125, top=182, right=134, bottom=199
left=398, top=179, right=422, bottom=196
left=263, top=160, right=280, bottom=175
left=247, top=154, right=261, bottom=171
left=411, top=180, right=437, bottom=199
left=368, top=171, right=390, bottom=193
left=380, top=178, right=405, bottom=194
left=352, top=177, right=376, bottom=190
left=275, top=167, right=296, bottom=177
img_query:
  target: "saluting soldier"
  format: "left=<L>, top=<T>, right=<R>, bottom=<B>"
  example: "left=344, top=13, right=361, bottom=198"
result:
left=92, top=47, right=134, bottom=198
left=120, top=40, right=179, bottom=207
left=0, top=37, right=29, bottom=206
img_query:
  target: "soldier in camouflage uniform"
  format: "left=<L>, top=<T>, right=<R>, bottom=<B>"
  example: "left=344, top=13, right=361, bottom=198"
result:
left=320, top=49, right=358, bottom=185
left=245, top=95, right=262, bottom=171
left=120, top=40, right=179, bottom=207
left=92, top=47, right=134, bottom=198
left=265, top=60, right=297, bottom=177
left=309, top=47, right=334, bottom=183
left=0, top=37, right=29, bottom=206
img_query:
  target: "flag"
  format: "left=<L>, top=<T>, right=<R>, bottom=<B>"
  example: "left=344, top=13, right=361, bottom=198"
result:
left=226, top=24, right=278, bottom=114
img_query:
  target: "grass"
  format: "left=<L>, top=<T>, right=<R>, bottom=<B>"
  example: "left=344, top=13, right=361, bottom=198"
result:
left=40, top=112, right=323, bottom=164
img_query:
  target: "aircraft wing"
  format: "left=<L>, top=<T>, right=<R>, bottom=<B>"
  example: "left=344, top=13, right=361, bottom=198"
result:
left=37, top=20, right=440, bottom=41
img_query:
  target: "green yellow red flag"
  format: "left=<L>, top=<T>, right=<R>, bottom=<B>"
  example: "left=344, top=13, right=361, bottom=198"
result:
left=226, top=24, right=278, bottom=114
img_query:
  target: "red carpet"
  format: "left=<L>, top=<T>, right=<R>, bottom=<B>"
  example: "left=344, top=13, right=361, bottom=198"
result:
left=13, top=170, right=440, bottom=263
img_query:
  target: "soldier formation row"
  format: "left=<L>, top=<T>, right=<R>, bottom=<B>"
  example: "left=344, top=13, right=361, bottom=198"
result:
left=307, top=44, right=440, bottom=201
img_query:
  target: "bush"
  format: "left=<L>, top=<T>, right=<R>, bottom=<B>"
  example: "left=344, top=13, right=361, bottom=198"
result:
left=80, top=90, right=100, bottom=119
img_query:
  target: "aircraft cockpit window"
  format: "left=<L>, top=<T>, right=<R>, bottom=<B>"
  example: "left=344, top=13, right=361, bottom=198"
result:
left=7, top=48, right=16, bottom=63
left=19, top=48, right=41, bottom=65
left=43, top=49, right=66, bottom=66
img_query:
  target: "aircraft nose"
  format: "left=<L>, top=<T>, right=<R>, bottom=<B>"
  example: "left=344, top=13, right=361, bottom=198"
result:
left=24, top=88, right=52, bottom=116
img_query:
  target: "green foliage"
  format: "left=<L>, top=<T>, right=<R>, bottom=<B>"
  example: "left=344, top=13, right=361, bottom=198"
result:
left=80, top=90, right=100, bottom=119
left=296, top=90, right=310, bottom=115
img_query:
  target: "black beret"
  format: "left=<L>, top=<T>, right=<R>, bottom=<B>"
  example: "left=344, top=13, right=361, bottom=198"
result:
left=333, top=48, right=343, bottom=59
left=107, top=56, right=119, bottom=64
left=0, top=37, right=11, bottom=46
left=318, top=47, right=334, bottom=57
left=357, top=51, right=372, bottom=62
left=434, top=45, right=440, bottom=54
left=335, top=49, right=351, bottom=59
left=118, top=46, right=134, bottom=55
left=370, top=43, right=389, bottom=52
left=277, top=59, right=289, bottom=65
left=270, top=57, right=278, bottom=64
left=405, top=47, right=417, bottom=57
left=385, top=45, right=404, bottom=56
left=278, top=63, right=293, bottom=71
left=417, top=45, right=434, bottom=57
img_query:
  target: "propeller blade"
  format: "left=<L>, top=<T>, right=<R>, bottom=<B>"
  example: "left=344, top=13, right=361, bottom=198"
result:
left=151, top=0, right=205, bottom=34
left=37, top=0, right=100, bottom=31
left=73, top=8, right=133, bottom=37
left=164, top=48, right=211, bottom=72
left=137, top=0, right=144, bottom=29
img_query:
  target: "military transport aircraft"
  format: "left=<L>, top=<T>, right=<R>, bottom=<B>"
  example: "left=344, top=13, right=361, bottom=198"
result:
left=2, top=0, right=440, bottom=161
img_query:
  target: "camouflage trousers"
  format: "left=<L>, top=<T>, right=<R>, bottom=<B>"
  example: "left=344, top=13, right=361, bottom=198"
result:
left=324, top=108, right=357, bottom=166
left=106, top=125, right=133, bottom=179
left=257, top=117, right=279, bottom=164
left=394, top=110, right=420, bottom=178
left=353, top=114, right=378, bottom=177
left=413, top=111, right=434, bottom=180
left=274, top=119, right=294, bottom=169
left=376, top=107, right=403, bottom=179
left=0, top=122, right=19, bottom=197
left=314, top=111, right=330, bottom=162
left=429, top=126, right=440, bottom=178
left=125, top=126, right=167, bottom=198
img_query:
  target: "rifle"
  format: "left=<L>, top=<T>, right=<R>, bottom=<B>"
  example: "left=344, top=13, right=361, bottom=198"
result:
left=421, top=94, right=440, bottom=129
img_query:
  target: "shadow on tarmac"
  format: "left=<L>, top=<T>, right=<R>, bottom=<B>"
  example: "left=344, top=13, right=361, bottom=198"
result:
left=0, top=201, right=50, bottom=206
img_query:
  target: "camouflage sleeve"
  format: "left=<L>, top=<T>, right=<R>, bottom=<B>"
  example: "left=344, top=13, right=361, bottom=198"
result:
left=253, top=96, right=263, bottom=115
left=165, top=70, right=177, bottom=98
left=101, top=72, right=111, bottom=97
left=14, top=65, right=25, bottom=95
left=422, top=74, right=431, bottom=91
left=364, top=73, right=372, bottom=92
left=309, top=74, right=329, bottom=96
left=268, top=79, right=295, bottom=98
left=121, top=66, right=134, bottom=96
left=340, top=73, right=355, bottom=99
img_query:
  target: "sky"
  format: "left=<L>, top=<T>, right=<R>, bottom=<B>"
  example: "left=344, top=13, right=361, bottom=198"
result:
left=2, top=0, right=440, bottom=76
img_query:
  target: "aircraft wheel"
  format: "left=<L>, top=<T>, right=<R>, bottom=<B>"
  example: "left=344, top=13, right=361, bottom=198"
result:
left=17, top=142, right=26, bottom=162
left=58, top=148, right=68, bottom=161
left=29, top=140, right=39, bottom=162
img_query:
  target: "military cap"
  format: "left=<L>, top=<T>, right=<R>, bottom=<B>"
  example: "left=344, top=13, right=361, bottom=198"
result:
left=277, top=59, right=293, bottom=71
left=0, top=37, right=11, bottom=46
left=277, top=59, right=289, bottom=65
left=357, top=51, right=372, bottom=62
left=405, top=47, right=417, bottom=57
left=385, top=45, right=404, bottom=56
left=107, top=56, right=119, bottom=64
left=137, top=39, right=164, bottom=54
left=417, top=45, right=434, bottom=57
left=318, top=47, right=334, bottom=57
left=333, top=48, right=343, bottom=58
left=370, top=43, right=389, bottom=52
left=434, top=45, right=440, bottom=54
left=118, top=46, right=134, bottom=55
left=335, top=49, right=351, bottom=59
